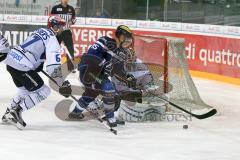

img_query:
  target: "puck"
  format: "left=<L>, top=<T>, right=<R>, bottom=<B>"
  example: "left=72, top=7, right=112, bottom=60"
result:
left=183, top=125, right=188, bottom=129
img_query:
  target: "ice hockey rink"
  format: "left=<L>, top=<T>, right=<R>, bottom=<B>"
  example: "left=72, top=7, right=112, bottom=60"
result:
left=0, top=62, right=239, bottom=160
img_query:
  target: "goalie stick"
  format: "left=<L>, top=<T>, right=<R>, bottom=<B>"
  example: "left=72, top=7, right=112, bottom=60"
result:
left=153, top=94, right=217, bottom=120
left=101, top=47, right=217, bottom=120
left=41, top=70, right=117, bottom=135
left=114, top=72, right=217, bottom=119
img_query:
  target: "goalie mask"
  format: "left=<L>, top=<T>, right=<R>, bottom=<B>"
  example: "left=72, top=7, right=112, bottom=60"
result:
left=115, top=25, right=133, bottom=48
left=115, top=47, right=136, bottom=62
left=47, top=15, right=66, bottom=34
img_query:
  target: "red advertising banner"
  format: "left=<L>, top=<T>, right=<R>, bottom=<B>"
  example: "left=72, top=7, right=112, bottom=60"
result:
left=1, top=23, right=239, bottom=80
left=70, top=26, right=114, bottom=56
left=70, top=26, right=240, bottom=79
left=134, top=30, right=240, bottom=79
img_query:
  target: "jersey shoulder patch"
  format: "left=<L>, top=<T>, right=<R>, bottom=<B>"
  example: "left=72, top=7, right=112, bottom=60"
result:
left=34, top=28, right=55, bottom=41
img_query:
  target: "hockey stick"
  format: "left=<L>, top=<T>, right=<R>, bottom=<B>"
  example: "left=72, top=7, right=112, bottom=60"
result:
left=65, top=52, right=75, bottom=72
left=110, top=47, right=217, bottom=119
left=113, top=72, right=217, bottom=119
left=151, top=93, right=217, bottom=120
left=41, top=70, right=117, bottom=135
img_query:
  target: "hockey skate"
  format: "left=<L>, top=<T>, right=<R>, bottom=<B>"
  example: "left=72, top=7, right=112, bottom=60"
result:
left=103, top=118, right=125, bottom=126
left=55, top=99, right=104, bottom=121
left=68, top=100, right=103, bottom=121
left=105, top=117, right=117, bottom=128
left=2, top=108, right=11, bottom=124
left=68, top=107, right=85, bottom=120
left=101, top=113, right=125, bottom=126
left=2, top=105, right=26, bottom=130
left=102, top=112, right=117, bottom=128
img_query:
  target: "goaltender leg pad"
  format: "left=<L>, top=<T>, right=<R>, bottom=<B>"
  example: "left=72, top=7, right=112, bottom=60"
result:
left=9, top=85, right=51, bottom=111
left=118, top=101, right=167, bottom=122
left=7, top=65, right=44, bottom=91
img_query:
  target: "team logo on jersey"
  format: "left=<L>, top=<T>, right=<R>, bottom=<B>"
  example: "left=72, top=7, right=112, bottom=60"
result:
left=57, top=8, right=63, bottom=11
left=9, top=52, right=23, bottom=62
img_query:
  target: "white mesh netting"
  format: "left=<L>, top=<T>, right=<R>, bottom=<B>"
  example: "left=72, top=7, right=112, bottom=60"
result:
left=117, top=34, right=214, bottom=122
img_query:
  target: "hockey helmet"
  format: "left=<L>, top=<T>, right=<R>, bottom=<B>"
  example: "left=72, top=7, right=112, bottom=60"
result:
left=47, top=15, right=66, bottom=33
left=115, top=25, right=133, bottom=48
left=115, top=25, right=132, bottom=38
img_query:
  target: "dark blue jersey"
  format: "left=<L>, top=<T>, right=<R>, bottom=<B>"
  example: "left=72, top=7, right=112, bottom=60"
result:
left=87, top=36, right=116, bottom=63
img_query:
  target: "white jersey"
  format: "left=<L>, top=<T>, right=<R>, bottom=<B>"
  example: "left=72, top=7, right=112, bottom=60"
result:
left=0, top=34, right=10, bottom=54
left=5, top=28, right=61, bottom=75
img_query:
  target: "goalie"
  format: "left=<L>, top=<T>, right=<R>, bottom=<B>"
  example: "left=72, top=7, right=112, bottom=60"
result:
left=111, top=47, right=157, bottom=106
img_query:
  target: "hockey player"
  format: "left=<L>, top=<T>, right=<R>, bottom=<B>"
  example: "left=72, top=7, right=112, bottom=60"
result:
left=51, top=0, right=77, bottom=73
left=0, top=34, right=10, bottom=62
left=1, top=16, right=72, bottom=129
left=111, top=47, right=160, bottom=111
left=68, top=25, right=136, bottom=127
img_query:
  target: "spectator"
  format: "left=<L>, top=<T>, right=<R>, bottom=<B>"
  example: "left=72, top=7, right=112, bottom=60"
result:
left=94, top=9, right=109, bottom=18
left=15, top=0, right=20, bottom=7
left=75, top=7, right=81, bottom=16
left=75, top=0, right=81, bottom=16
left=148, top=11, right=160, bottom=21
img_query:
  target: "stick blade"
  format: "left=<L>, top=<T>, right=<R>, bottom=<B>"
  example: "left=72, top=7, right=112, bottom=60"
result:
left=193, top=108, right=217, bottom=120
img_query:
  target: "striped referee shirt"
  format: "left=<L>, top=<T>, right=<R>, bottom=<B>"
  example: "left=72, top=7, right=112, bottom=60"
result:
left=51, top=4, right=76, bottom=30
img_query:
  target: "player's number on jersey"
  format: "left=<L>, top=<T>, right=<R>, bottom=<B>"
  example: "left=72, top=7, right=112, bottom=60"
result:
left=37, top=29, right=51, bottom=40
left=55, top=54, right=61, bottom=62
left=92, top=44, right=100, bottom=50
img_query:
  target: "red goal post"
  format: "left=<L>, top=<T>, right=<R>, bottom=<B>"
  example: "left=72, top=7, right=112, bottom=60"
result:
left=132, top=33, right=214, bottom=113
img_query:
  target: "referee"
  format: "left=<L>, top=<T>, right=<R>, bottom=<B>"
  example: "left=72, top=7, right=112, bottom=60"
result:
left=51, top=0, right=76, bottom=72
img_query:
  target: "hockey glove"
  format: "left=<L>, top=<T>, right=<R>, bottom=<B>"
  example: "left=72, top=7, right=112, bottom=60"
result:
left=127, top=74, right=137, bottom=88
left=0, top=53, right=7, bottom=62
left=35, top=63, right=44, bottom=72
left=59, top=80, right=72, bottom=98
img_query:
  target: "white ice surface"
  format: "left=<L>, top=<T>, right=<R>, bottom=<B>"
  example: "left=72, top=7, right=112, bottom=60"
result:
left=0, top=63, right=240, bottom=160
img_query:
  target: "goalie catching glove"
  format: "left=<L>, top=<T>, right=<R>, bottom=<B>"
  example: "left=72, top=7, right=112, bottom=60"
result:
left=59, top=80, right=72, bottom=98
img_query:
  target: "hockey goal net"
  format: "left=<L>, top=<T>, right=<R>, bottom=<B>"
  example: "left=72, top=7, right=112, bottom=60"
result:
left=118, top=34, right=214, bottom=121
